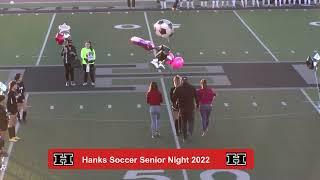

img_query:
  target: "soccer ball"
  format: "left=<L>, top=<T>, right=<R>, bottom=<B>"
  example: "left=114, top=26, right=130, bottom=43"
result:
left=153, top=19, right=174, bottom=38
left=9, top=1, right=15, bottom=5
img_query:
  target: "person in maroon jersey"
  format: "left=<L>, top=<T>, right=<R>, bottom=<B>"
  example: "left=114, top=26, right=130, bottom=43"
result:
left=146, top=82, right=163, bottom=139
left=197, top=79, right=216, bottom=136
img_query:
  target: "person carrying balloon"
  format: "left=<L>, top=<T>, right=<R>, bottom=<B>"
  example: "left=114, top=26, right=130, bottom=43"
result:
left=81, top=41, right=96, bottom=86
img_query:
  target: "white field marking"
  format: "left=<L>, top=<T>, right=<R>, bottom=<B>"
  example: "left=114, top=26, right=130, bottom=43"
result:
left=35, top=13, right=39, bottom=15
left=107, top=104, right=112, bottom=109
left=179, top=10, right=183, bottom=13
left=89, top=12, right=93, bottom=14
left=130, top=53, right=134, bottom=56
left=233, top=11, right=279, bottom=62
left=18, top=14, right=21, bottom=16
left=268, top=9, right=272, bottom=11
left=125, top=11, right=129, bottom=14
left=244, top=51, right=249, bottom=54
left=281, top=101, right=287, bottom=106
left=36, top=13, right=56, bottom=66
left=222, top=51, right=226, bottom=55
left=107, top=53, right=111, bottom=56
left=224, top=103, right=229, bottom=107
left=250, top=10, right=254, bottom=12
left=214, top=10, right=218, bottom=13
left=161, top=11, right=164, bottom=14
left=300, top=88, right=320, bottom=114
left=252, top=102, right=258, bottom=107
left=137, top=104, right=141, bottom=108
left=30, top=116, right=147, bottom=123
left=0, top=94, right=29, bottom=180
left=50, top=105, right=54, bottom=110
left=0, top=14, right=3, bottom=16
left=197, top=10, right=200, bottom=13
left=304, top=9, right=307, bottom=11
left=285, top=9, right=289, bottom=11
left=144, top=11, right=189, bottom=180
left=200, top=52, right=204, bottom=55
left=15, top=55, right=19, bottom=58
left=107, top=12, right=111, bottom=14
left=80, top=105, right=84, bottom=109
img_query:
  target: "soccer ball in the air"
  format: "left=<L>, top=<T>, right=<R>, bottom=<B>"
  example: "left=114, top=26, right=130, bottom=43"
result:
left=153, top=19, right=174, bottom=38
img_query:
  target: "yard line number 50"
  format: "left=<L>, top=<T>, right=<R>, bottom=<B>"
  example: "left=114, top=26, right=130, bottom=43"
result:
left=123, top=170, right=250, bottom=180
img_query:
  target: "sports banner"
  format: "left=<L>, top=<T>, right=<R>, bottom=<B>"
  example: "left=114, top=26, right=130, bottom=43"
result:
left=48, top=148, right=254, bottom=170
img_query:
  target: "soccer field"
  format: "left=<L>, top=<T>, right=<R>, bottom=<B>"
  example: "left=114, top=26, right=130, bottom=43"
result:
left=0, top=8, right=319, bottom=180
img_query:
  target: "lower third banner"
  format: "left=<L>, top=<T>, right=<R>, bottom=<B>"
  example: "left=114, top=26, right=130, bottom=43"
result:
left=48, top=148, right=254, bottom=170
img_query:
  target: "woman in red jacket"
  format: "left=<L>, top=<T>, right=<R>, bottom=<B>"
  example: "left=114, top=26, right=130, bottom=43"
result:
left=146, top=82, right=163, bottom=138
left=197, top=79, right=216, bottom=136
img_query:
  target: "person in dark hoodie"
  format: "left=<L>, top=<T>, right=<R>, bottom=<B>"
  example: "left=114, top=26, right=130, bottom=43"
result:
left=6, top=81, right=20, bottom=142
left=170, top=75, right=182, bottom=136
left=61, top=39, right=78, bottom=86
left=173, top=76, right=199, bottom=142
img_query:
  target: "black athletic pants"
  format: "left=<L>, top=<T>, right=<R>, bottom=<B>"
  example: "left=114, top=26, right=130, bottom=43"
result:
left=82, top=64, right=95, bottom=83
left=64, top=63, right=74, bottom=81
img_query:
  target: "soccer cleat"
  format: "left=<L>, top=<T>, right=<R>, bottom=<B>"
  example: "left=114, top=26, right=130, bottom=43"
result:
left=9, top=138, right=17, bottom=142
left=71, top=81, right=76, bottom=86
left=201, top=132, right=206, bottom=136
left=83, top=82, right=88, bottom=86
left=65, top=82, right=69, bottom=87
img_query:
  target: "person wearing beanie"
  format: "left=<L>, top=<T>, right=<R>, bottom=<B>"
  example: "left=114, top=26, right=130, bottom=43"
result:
left=0, top=95, right=8, bottom=158
left=61, top=39, right=78, bottom=86
left=6, top=81, right=20, bottom=142
left=14, top=73, right=27, bottom=123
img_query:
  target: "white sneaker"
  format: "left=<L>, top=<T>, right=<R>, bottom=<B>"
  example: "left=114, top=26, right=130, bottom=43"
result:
left=9, top=138, right=17, bottom=142
left=83, top=82, right=88, bottom=86
left=65, top=82, right=69, bottom=86
left=91, top=82, right=95, bottom=86
left=71, top=81, right=76, bottom=86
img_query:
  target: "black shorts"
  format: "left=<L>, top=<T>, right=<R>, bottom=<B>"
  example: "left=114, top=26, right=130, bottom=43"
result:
left=17, top=98, right=25, bottom=103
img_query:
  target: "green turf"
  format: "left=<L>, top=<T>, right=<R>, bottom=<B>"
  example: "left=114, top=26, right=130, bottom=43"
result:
left=237, top=9, right=320, bottom=61
left=147, top=10, right=272, bottom=62
left=40, top=12, right=153, bottom=65
left=5, top=93, right=183, bottom=180
left=0, top=13, right=52, bottom=66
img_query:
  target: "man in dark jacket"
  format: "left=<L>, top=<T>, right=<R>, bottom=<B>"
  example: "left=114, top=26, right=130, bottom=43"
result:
left=61, top=39, right=78, bottom=86
left=173, top=76, right=199, bottom=142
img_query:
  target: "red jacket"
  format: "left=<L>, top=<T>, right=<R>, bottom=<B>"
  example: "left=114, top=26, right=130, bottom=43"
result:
left=197, top=88, right=216, bottom=105
left=146, top=90, right=163, bottom=105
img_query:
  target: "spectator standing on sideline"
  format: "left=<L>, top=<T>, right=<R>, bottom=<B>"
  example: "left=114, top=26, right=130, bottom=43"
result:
left=6, top=81, right=21, bottom=142
left=14, top=73, right=28, bottom=123
left=197, top=79, right=216, bottom=136
left=127, top=0, right=135, bottom=8
left=160, top=0, right=167, bottom=9
left=61, top=39, right=78, bottom=86
left=170, top=75, right=182, bottom=136
left=81, top=41, right=96, bottom=86
left=200, top=0, right=209, bottom=7
left=172, top=0, right=179, bottom=10
left=173, top=77, right=199, bottom=142
left=146, top=82, right=163, bottom=139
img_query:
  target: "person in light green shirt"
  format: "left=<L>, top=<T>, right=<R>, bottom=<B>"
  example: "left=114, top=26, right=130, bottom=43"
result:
left=80, top=41, right=96, bottom=86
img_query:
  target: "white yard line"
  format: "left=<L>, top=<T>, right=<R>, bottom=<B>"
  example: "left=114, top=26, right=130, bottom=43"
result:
left=35, top=13, right=56, bottom=66
left=0, top=94, right=29, bottom=180
left=144, top=11, right=189, bottom=180
left=300, top=88, right=320, bottom=114
left=233, top=10, right=279, bottom=62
